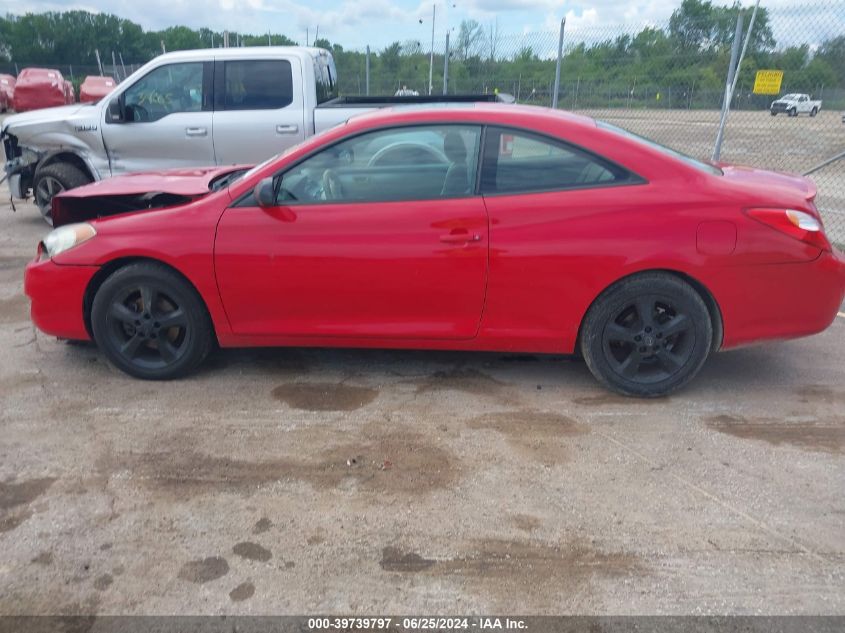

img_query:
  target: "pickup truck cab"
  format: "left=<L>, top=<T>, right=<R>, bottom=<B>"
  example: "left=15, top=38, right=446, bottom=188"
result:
left=3, top=46, right=508, bottom=223
left=770, top=93, right=822, bottom=117
left=4, top=46, right=505, bottom=223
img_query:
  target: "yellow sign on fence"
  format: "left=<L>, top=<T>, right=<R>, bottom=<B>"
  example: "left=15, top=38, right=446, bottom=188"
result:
left=753, top=70, right=784, bottom=95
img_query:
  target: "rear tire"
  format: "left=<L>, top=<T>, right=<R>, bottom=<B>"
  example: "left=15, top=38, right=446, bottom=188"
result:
left=789, top=107, right=797, bottom=117
left=580, top=273, right=713, bottom=398
left=770, top=110, right=777, bottom=116
left=33, top=162, right=92, bottom=226
left=91, top=263, right=213, bottom=380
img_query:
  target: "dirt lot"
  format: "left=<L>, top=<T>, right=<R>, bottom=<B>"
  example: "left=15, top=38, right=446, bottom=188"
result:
left=0, top=178, right=844, bottom=616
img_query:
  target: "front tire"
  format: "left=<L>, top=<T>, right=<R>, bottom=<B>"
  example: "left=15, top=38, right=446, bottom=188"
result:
left=770, top=110, right=777, bottom=116
left=580, top=273, right=713, bottom=397
left=810, top=107, right=818, bottom=117
left=91, top=263, right=213, bottom=379
left=789, top=107, right=797, bottom=117
left=33, top=163, right=92, bottom=225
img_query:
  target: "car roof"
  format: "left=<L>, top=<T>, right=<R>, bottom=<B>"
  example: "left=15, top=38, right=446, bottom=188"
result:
left=344, top=102, right=598, bottom=132
left=152, top=46, right=324, bottom=63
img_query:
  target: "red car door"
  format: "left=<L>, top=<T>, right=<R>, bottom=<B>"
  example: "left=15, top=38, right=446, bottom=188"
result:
left=215, top=124, right=488, bottom=340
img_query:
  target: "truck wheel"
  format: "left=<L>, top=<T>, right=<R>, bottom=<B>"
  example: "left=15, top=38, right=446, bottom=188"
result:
left=33, top=163, right=93, bottom=226
left=770, top=111, right=776, bottom=116
left=810, top=107, right=818, bottom=117
left=789, top=107, right=797, bottom=117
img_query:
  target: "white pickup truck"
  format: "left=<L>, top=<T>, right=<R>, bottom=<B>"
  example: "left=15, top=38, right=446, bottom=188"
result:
left=2, top=46, right=508, bottom=223
left=769, top=93, right=822, bottom=117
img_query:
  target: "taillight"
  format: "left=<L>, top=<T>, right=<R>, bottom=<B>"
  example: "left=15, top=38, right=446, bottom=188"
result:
left=745, top=208, right=830, bottom=251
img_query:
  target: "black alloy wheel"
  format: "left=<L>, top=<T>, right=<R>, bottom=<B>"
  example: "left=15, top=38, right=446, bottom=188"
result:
left=580, top=273, right=713, bottom=397
left=91, top=263, right=213, bottom=379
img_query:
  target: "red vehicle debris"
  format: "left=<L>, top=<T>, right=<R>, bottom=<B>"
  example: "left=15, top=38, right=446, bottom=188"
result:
left=0, top=74, right=14, bottom=110
left=63, top=80, right=75, bottom=104
left=12, top=68, right=67, bottom=112
left=24, top=104, right=845, bottom=396
left=79, top=76, right=116, bottom=103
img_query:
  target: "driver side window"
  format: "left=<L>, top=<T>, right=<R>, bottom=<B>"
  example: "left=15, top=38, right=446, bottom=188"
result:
left=123, top=62, right=207, bottom=122
left=274, top=124, right=482, bottom=204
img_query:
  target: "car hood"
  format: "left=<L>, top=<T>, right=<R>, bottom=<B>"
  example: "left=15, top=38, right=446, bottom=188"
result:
left=1, top=104, right=97, bottom=134
left=52, top=165, right=251, bottom=227
left=62, top=165, right=250, bottom=198
left=719, top=163, right=817, bottom=202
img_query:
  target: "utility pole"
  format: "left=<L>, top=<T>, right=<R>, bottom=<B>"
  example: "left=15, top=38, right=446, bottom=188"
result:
left=95, top=49, right=104, bottom=76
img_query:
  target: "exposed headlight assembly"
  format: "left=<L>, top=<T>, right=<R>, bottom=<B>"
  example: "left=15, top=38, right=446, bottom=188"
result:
left=42, top=223, right=97, bottom=258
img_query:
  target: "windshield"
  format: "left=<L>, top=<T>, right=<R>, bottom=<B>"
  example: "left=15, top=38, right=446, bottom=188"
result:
left=596, top=121, right=722, bottom=175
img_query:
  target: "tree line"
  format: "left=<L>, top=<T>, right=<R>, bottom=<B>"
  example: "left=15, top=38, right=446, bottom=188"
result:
left=1, top=0, right=843, bottom=108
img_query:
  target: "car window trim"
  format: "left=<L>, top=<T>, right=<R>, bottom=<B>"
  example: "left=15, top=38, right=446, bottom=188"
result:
left=232, top=121, right=485, bottom=208
left=478, top=124, right=647, bottom=197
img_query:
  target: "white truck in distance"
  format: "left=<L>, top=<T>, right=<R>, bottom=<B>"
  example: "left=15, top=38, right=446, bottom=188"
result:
left=769, top=93, right=822, bottom=117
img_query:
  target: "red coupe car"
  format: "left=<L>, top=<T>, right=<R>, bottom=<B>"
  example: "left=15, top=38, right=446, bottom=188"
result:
left=24, top=104, right=845, bottom=396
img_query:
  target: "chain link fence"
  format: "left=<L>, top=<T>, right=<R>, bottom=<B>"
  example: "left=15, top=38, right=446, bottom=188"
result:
left=338, top=0, right=844, bottom=244
left=1, top=1, right=842, bottom=244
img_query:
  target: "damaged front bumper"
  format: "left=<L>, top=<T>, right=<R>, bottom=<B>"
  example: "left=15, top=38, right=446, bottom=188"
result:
left=2, top=132, right=37, bottom=199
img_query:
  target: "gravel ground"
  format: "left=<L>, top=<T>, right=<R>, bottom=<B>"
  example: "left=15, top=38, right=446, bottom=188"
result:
left=0, top=183, right=844, bottom=616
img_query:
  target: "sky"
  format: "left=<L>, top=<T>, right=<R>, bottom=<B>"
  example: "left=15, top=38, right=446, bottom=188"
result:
left=1, top=0, right=841, bottom=51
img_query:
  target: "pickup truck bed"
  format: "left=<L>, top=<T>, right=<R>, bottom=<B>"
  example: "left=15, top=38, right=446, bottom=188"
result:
left=313, top=93, right=513, bottom=133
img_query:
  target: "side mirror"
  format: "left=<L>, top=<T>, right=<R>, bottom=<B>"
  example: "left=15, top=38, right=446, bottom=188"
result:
left=254, top=177, right=276, bottom=208
left=107, top=97, right=124, bottom=123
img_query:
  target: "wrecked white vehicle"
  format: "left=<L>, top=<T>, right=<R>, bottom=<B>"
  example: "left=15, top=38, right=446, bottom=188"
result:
left=1, top=46, right=349, bottom=224
left=2, top=46, right=512, bottom=225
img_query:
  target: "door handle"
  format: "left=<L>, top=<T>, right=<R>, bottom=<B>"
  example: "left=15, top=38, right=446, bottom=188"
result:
left=185, top=127, right=208, bottom=137
left=276, top=124, right=299, bottom=134
left=440, top=231, right=481, bottom=244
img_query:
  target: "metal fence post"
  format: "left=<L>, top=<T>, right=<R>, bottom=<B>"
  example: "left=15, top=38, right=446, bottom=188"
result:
left=365, top=45, right=370, bottom=96
left=428, top=3, right=436, bottom=95
left=443, top=32, right=450, bottom=94
left=552, top=18, right=566, bottom=109
left=713, top=0, right=759, bottom=161
left=712, top=14, right=743, bottom=161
